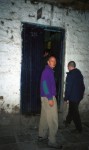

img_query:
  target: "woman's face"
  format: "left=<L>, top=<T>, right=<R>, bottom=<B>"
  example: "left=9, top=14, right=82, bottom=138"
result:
left=48, top=57, right=56, bottom=69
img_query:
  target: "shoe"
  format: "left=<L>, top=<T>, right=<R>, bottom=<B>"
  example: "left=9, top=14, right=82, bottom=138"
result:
left=71, top=129, right=82, bottom=134
left=48, top=142, right=63, bottom=149
left=63, top=120, right=69, bottom=127
left=38, top=136, right=48, bottom=142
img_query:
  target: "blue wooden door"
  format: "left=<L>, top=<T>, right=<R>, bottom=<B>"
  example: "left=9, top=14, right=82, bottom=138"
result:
left=21, top=24, right=44, bottom=114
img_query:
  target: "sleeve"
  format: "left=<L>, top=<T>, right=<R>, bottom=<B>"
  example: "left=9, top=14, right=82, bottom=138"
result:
left=81, top=75, right=85, bottom=99
left=42, top=79, right=53, bottom=100
left=64, top=74, right=73, bottom=101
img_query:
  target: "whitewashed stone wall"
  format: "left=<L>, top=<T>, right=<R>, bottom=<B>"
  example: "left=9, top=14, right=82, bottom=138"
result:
left=0, top=0, right=89, bottom=113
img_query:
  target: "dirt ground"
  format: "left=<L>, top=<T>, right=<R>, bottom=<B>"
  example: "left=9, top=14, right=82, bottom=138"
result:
left=0, top=111, right=89, bottom=150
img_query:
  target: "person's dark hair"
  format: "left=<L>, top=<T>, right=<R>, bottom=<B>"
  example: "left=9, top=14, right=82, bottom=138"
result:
left=68, top=61, right=76, bottom=68
left=47, top=55, right=56, bottom=61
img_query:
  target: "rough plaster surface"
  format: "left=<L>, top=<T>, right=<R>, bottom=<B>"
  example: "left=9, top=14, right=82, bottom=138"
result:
left=0, top=0, right=89, bottom=113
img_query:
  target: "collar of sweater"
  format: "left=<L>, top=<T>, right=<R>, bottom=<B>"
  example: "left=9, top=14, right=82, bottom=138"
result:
left=45, top=65, right=54, bottom=71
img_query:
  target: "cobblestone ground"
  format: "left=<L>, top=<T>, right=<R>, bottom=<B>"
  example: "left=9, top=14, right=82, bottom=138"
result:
left=0, top=112, right=89, bottom=150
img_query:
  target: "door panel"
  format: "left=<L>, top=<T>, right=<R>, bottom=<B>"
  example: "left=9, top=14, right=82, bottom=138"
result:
left=21, top=24, right=44, bottom=114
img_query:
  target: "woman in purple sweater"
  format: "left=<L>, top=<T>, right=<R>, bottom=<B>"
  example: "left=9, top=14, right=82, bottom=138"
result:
left=38, top=56, right=62, bottom=149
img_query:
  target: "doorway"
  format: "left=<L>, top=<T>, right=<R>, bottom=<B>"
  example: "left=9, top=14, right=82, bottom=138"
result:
left=21, top=23, right=65, bottom=115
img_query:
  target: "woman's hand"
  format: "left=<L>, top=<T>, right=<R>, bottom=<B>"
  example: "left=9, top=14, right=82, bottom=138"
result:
left=48, top=100, right=54, bottom=107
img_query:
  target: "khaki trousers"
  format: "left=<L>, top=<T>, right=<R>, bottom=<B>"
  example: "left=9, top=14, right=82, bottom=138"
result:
left=39, top=97, right=58, bottom=144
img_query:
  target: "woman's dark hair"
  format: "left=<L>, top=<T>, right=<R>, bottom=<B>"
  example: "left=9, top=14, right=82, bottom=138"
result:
left=47, top=55, right=56, bottom=61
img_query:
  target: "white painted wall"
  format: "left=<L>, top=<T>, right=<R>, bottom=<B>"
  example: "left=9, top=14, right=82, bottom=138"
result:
left=0, top=0, right=89, bottom=113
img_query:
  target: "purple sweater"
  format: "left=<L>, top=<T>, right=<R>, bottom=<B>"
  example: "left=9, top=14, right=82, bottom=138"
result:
left=40, top=65, right=56, bottom=100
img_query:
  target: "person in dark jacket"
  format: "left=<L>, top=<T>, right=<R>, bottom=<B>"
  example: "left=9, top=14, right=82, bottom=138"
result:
left=64, top=61, right=85, bottom=133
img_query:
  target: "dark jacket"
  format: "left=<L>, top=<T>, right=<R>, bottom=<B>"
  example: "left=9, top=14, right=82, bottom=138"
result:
left=64, top=68, right=85, bottom=103
left=40, top=65, right=56, bottom=100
